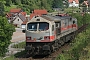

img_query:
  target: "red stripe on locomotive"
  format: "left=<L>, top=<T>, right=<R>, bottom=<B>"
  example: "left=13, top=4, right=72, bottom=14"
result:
left=26, top=35, right=55, bottom=42
left=61, top=24, right=77, bottom=31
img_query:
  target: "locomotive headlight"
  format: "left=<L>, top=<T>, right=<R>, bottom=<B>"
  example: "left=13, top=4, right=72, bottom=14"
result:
left=44, top=36, right=50, bottom=40
left=26, top=37, right=31, bottom=40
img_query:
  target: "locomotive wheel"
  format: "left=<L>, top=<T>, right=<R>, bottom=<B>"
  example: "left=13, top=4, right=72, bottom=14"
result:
left=52, top=43, right=57, bottom=52
left=60, top=37, right=64, bottom=45
left=52, top=45, right=55, bottom=52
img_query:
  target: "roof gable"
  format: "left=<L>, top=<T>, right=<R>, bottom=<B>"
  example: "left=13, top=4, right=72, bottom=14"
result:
left=20, top=12, right=26, bottom=17
left=30, top=13, right=41, bottom=19
left=6, top=13, right=12, bottom=18
left=22, top=20, right=28, bottom=25
left=18, top=13, right=26, bottom=21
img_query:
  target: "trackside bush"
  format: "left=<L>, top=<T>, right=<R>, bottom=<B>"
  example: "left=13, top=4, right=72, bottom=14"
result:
left=56, top=26, right=90, bottom=60
left=56, top=13, right=90, bottom=60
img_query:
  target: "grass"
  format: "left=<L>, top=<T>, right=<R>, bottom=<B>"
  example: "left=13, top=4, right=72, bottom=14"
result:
left=2, top=50, right=27, bottom=60
left=11, top=42, right=26, bottom=48
left=79, top=42, right=90, bottom=60
left=3, top=55, right=15, bottom=60
left=0, top=57, right=3, bottom=60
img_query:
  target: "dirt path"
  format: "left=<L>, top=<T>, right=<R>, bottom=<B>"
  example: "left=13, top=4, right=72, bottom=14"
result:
left=11, top=28, right=25, bottom=42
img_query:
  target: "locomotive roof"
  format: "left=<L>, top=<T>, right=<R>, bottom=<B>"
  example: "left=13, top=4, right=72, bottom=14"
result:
left=41, top=15, right=72, bottom=22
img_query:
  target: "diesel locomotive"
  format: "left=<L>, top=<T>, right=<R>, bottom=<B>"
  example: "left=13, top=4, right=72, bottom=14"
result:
left=23, top=15, right=77, bottom=55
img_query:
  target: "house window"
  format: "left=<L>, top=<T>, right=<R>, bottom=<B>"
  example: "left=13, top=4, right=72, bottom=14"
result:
left=18, top=19, right=19, bottom=21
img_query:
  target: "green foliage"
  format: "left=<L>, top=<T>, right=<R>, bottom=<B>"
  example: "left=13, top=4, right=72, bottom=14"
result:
left=69, top=13, right=90, bottom=27
left=71, top=13, right=83, bottom=27
left=56, top=54, right=65, bottom=60
left=56, top=27, right=90, bottom=60
left=11, top=42, right=25, bottom=48
left=4, top=5, right=17, bottom=12
left=79, top=0, right=84, bottom=3
left=3, top=55, right=15, bottom=60
left=14, top=50, right=27, bottom=57
left=52, top=0, right=63, bottom=8
left=0, top=16, right=15, bottom=56
left=3, top=0, right=64, bottom=13
left=0, top=2, right=5, bottom=16
left=14, top=0, right=21, bottom=5
left=0, top=57, right=3, bottom=60
left=5, top=0, right=12, bottom=6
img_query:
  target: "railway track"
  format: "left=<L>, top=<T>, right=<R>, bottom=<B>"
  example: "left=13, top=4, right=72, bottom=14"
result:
left=14, top=24, right=88, bottom=60
left=15, top=43, right=70, bottom=60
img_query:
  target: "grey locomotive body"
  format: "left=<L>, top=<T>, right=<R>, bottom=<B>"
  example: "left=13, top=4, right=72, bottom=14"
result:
left=24, top=15, right=77, bottom=55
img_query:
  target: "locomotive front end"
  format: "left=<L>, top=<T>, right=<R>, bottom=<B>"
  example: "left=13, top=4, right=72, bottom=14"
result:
left=25, top=16, right=55, bottom=55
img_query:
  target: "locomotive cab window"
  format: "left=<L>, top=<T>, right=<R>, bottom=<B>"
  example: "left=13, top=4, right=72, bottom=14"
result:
left=39, top=22, right=49, bottom=31
left=27, top=22, right=37, bottom=31
left=27, top=22, right=49, bottom=31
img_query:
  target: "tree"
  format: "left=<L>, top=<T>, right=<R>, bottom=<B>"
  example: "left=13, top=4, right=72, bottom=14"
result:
left=0, top=16, right=15, bottom=56
left=12, top=0, right=21, bottom=5
left=79, top=0, right=84, bottom=3
left=52, top=0, right=63, bottom=8
left=0, top=2, right=5, bottom=16
left=5, top=0, right=12, bottom=6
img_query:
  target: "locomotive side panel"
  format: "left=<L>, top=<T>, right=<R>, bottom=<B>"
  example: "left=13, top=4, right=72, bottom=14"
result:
left=60, top=19, right=69, bottom=33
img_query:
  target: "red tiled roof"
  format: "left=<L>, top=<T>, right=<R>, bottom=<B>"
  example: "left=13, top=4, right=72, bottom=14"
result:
left=33, top=9, right=47, bottom=15
left=30, top=13, right=41, bottom=19
left=20, top=12, right=26, bottom=16
left=10, top=8, right=22, bottom=13
left=22, top=20, right=28, bottom=25
left=6, top=13, right=12, bottom=18
left=68, top=0, right=79, bottom=3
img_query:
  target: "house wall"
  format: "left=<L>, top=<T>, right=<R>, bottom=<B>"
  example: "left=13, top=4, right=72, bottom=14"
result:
left=69, top=1, right=79, bottom=7
left=69, top=3, right=79, bottom=7
left=21, top=24, right=26, bottom=29
left=13, top=17, right=23, bottom=28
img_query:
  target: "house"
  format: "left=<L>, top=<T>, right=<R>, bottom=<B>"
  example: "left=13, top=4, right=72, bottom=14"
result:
left=12, top=12, right=26, bottom=27
left=83, top=0, right=89, bottom=11
left=68, top=0, right=79, bottom=7
left=30, top=9, right=47, bottom=19
left=6, top=8, right=27, bottom=28
left=21, top=15, right=30, bottom=29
